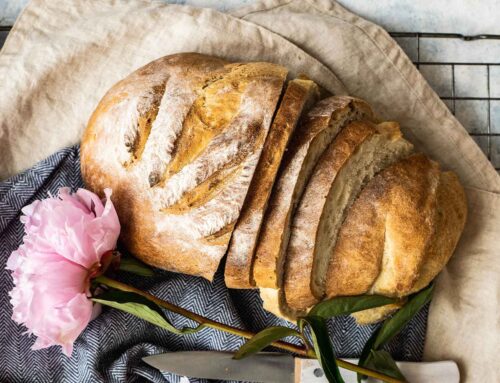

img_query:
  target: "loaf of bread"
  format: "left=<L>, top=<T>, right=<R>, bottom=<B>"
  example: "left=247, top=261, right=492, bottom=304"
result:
left=81, top=53, right=287, bottom=280
left=82, top=53, right=467, bottom=325
left=352, top=300, right=406, bottom=325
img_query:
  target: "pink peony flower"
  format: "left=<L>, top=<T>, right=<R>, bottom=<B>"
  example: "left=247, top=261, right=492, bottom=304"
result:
left=7, top=187, right=120, bottom=356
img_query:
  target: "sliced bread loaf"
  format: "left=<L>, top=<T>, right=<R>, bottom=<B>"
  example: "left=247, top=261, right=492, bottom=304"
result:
left=225, top=78, right=320, bottom=288
left=326, top=154, right=440, bottom=299
left=81, top=53, right=287, bottom=280
left=283, top=120, right=413, bottom=312
left=253, top=97, right=375, bottom=290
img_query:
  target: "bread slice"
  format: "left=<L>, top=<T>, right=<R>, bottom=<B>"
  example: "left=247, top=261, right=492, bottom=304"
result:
left=81, top=53, right=287, bottom=280
left=224, top=78, right=320, bottom=289
left=253, top=96, right=375, bottom=291
left=283, top=120, right=413, bottom=313
left=326, top=154, right=440, bottom=299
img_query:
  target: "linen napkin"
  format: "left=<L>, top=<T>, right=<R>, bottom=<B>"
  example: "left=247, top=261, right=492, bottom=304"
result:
left=0, top=0, right=498, bottom=381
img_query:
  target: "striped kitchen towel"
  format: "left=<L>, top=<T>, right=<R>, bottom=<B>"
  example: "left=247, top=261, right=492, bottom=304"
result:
left=0, top=146, right=428, bottom=382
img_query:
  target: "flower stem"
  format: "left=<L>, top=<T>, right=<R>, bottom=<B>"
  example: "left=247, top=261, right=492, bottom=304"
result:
left=95, top=276, right=403, bottom=383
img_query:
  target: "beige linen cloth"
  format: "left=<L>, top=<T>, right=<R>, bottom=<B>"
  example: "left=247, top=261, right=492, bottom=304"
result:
left=0, top=0, right=498, bottom=381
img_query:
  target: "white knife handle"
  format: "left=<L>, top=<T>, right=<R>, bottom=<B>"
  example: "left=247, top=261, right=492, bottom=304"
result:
left=294, top=358, right=460, bottom=383
left=294, top=358, right=325, bottom=383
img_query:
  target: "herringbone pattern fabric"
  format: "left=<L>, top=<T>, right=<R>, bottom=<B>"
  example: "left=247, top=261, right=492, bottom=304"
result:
left=0, top=146, right=428, bottom=382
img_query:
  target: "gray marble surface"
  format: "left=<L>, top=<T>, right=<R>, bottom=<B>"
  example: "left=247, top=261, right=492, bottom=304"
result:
left=338, top=0, right=500, bottom=35
left=1, top=0, right=499, bottom=172
left=2, top=0, right=500, bottom=32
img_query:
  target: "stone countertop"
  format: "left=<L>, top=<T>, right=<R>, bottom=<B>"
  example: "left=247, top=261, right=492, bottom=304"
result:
left=2, top=0, right=500, bottom=33
left=1, top=0, right=499, bottom=172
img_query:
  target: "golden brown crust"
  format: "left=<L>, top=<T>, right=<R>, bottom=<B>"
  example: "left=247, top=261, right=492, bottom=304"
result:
left=326, top=154, right=440, bottom=298
left=351, top=173, right=466, bottom=324
left=224, top=79, right=320, bottom=289
left=410, top=171, right=467, bottom=292
left=81, top=53, right=287, bottom=280
left=253, top=96, right=375, bottom=290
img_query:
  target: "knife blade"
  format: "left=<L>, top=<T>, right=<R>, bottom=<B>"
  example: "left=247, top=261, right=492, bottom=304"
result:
left=143, top=351, right=294, bottom=382
left=142, top=351, right=460, bottom=383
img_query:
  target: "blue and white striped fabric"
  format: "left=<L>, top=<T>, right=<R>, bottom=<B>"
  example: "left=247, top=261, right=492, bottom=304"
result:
left=0, top=146, right=428, bottom=382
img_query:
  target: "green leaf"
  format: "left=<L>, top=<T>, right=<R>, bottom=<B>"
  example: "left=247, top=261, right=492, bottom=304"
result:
left=233, top=326, right=301, bottom=360
left=118, top=257, right=155, bottom=277
left=357, top=284, right=434, bottom=382
left=299, top=316, right=345, bottom=383
left=309, top=295, right=398, bottom=318
left=373, top=284, right=434, bottom=349
left=92, top=290, right=205, bottom=335
left=357, top=327, right=380, bottom=383
left=366, top=350, right=406, bottom=381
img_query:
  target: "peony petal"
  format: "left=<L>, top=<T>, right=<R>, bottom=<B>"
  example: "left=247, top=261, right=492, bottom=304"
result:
left=29, top=294, right=93, bottom=357
left=6, top=247, right=23, bottom=270
left=58, top=188, right=92, bottom=215
left=62, top=216, right=98, bottom=268
left=61, top=343, right=74, bottom=358
left=75, top=188, right=105, bottom=217
left=10, top=253, right=89, bottom=337
left=32, top=335, right=53, bottom=351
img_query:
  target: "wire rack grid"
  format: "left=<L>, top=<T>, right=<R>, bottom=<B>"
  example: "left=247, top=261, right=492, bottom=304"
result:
left=390, top=32, right=500, bottom=173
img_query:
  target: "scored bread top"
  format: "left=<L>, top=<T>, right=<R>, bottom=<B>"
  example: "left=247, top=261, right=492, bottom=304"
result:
left=81, top=53, right=287, bottom=280
left=253, top=96, right=375, bottom=290
left=326, top=154, right=440, bottom=298
left=224, top=78, right=320, bottom=289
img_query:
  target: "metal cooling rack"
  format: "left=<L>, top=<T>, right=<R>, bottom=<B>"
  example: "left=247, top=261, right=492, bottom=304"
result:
left=389, top=32, right=500, bottom=173
left=0, top=27, right=499, bottom=172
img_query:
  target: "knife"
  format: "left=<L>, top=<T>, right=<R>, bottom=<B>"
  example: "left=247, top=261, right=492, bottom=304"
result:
left=142, top=351, right=460, bottom=382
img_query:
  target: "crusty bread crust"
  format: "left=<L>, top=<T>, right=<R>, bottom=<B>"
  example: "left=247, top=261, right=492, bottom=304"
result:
left=410, top=171, right=467, bottom=292
left=253, top=97, right=375, bottom=290
left=224, top=79, right=320, bottom=289
left=81, top=53, right=287, bottom=280
left=351, top=171, right=467, bottom=324
left=326, top=154, right=440, bottom=298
